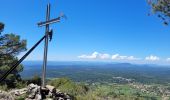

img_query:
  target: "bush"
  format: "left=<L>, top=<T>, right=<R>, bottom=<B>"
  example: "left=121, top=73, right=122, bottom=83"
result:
left=26, top=75, right=41, bottom=85
left=48, top=78, right=89, bottom=98
left=16, top=81, right=27, bottom=89
left=0, top=84, right=8, bottom=91
left=15, top=94, right=27, bottom=100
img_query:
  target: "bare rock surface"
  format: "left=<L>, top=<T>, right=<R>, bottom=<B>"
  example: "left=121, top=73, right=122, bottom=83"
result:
left=0, top=83, right=72, bottom=100
left=9, top=88, right=27, bottom=96
left=26, top=83, right=72, bottom=100
left=0, top=90, right=14, bottom=100
left=27, top=83, right=41, bottom=99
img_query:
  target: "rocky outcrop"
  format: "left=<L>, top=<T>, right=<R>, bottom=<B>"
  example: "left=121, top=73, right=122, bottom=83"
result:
left=25, top=83, right=71, bottom=100
left=0, top=90, right=14, bottom=100
left=9, top=88, right=27, bottom=97
left=0, top=83, right=72, bottom=100
left=26, top=83, right=41, bottom=100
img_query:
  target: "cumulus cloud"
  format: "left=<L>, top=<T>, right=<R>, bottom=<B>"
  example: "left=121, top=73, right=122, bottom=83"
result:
left=167, top=58, right=170, bottom=62
left=78, top=52, right=170, bottom=63
left=145, top=55, right=160, bottom=61
left=99, top=53, right=110, bottom=59
left=78, top=52, right=110, bottom=59
left=78, top=52, right=98, bottom=59
left=78, top=52, right=139, bottom=61
left=111, top=54, right=139, bottom=60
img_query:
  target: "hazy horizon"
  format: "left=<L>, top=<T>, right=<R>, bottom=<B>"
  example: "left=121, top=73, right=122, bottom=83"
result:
left=22, top=60, right=170, bottom=66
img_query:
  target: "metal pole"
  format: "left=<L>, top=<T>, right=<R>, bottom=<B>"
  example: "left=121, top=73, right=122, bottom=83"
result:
left=42, top=3, right=50, bottom=88
left=0, top=34, right=46, bottom=82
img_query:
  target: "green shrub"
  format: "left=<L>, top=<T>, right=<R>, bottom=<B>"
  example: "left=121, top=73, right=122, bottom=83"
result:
left=15, top=94, right=27, bottom=100
left=48, top=78, right=89, bottom=98
left=0, top=84, right=8, bottom=91
left=26, top=75, right=41, bottom=85
left=16, top=81, right=27, bottom=89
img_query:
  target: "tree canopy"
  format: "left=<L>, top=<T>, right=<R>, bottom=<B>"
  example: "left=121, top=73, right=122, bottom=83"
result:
left=148, top=0, right=170, bottom=25
left=0, top=23, right=27, bottom=88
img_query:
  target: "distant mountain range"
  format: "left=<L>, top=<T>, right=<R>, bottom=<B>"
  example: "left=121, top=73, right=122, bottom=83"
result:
left=21, top=61, right=170, bottom=84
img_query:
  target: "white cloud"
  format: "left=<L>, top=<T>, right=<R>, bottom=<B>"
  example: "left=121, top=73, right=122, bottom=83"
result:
left=111, top=54, right=139, bottom=60
left=78, top=52, right=110, bottom=59
left=167, top=58, right=170, bottom=62
left=78, top=52, right=140, bottom=61
left=78, top=52, right=167, bottom=63
left=78, top=52, right=98, bottom=59
left=111, top=54, right=120, bottom=60
left=99, top=53, right=110, bottom=59
left=127, top=56, right=140, bottom=60
left=145, top=55, right=160, bottom=61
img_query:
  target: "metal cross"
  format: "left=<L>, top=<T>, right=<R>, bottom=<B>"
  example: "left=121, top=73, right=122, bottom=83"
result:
left=37, top=3, right=61, bottom=88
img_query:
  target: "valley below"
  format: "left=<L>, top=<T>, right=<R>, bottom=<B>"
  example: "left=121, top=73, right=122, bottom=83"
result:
left=20, top=61, right=170, bottom=100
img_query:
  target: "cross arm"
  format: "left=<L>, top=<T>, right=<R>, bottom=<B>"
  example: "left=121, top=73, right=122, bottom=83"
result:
left=37, top=17, right=60, bottom=27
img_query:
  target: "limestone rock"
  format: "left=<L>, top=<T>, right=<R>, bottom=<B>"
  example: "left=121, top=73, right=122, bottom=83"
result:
left=0, top=90, right=14, bottom=100
left=9, top=88, right=27, bottom=96
left=1, top=83, right=72, bottom=100
left=27, top=83, right=41, bottom=100
left=46, top=85, right=55, bottom=92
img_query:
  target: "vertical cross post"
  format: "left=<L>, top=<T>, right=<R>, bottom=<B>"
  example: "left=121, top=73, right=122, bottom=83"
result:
left=38, top=3, right=65, bottom=88
left=42, top=3, right=50, bottom=88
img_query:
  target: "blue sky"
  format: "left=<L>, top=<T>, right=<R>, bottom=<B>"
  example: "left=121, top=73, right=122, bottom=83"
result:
left=0, top=0, right=170, bottom=65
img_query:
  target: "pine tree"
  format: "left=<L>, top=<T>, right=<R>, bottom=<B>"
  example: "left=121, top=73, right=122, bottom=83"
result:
left=148, top=0, right=170, bottom=25
left=0, top=22, right=27, bottom=88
